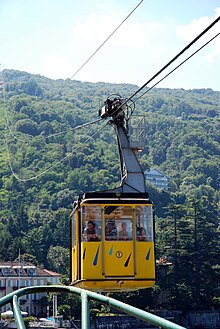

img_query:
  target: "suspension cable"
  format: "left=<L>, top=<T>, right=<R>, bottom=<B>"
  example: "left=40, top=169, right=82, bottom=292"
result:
left=63, top=0, right=144, bottom=85
left=119, top=14, right=220, bottom=109
left=135, top=32, right=220, bottom=102
left=5, top=116, right=102, bottom=142
left=2, top=69, right=102, bottom=142
left=2, top=1, right=143, bottom=143
left=3, top=12, right=220, bottom=181
left=6, top=121, right=108, bottom=182
left=1, top=75, right=103, bottom=143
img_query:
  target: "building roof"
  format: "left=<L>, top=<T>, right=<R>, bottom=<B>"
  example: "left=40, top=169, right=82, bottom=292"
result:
left=0, top=261, right=61, bottom=277
left=43, top=269, right=61, bottom=277
left=144, top=168, right=169, bottom=179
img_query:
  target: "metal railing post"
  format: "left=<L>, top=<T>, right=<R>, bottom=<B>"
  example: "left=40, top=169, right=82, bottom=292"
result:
left=12, top=295, right=26, bottom=329
left=81, top=290, right=90, bottom=329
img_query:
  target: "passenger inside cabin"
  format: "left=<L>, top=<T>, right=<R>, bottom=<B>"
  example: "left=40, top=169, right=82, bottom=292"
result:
left=118, top=222, right=131, bottom=240
left=83, top=220, right=100, bottom=241
left=105, top=220, right=117, bottom=240
left=136, top=227, right=147, bottom=241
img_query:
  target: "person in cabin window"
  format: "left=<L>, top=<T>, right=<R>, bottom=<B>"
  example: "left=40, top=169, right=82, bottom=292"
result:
left=118, top=222, right=130, bottom=240
left=105, top=220, right=117, bottom=240
left=136, top=227, right=147, bottom=241
left=83, top=220, right=100, bottom=241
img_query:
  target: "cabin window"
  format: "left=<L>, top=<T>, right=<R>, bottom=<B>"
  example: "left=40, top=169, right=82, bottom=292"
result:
left=105, top=206, right=133, bottom=241
left=81, top=206, right=101, bottom=241
left=135, top=206, right=153, bottom=241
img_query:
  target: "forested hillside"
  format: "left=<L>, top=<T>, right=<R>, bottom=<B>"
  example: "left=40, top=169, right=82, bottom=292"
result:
left=0, top=69, right=219, bottom=312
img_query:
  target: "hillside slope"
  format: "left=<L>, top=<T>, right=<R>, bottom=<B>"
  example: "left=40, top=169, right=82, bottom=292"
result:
left=0, top=70, right=219, bottom=311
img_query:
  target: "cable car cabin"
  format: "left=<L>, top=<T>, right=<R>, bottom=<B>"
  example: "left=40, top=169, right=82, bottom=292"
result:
left=70, top=192, right=155, bottom=292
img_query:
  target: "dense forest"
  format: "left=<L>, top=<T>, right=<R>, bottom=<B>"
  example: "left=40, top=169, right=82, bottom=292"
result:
left=0, top=69, right=219, bottom=314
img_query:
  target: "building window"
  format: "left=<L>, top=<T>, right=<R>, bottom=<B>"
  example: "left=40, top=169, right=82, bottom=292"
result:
left=145, top=169, right=169, bottom=190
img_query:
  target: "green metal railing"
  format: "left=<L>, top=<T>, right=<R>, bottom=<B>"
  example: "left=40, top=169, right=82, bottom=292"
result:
left=0, top=285, right=186, bottom=329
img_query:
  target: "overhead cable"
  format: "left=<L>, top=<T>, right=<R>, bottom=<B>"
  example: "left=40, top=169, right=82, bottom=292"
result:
left=121, top=14, right=220, bottom=108
left=6, top=116, right=102, bottom=142
left=65, top=0, right=144, bottom=83
left=6, top=121, right=108, bottom=182
left=3, top=1, right=143, bottom=142
left=135, top=32, right=220, bottom=101
left=1, top=68, right=102, bottom=142
left=42, top=118, right=103, bottom=138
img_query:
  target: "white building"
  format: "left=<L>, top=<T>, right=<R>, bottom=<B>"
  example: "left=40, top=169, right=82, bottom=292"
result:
left=0, top=261, right=61, bottom=317
left=145, top=168, right=169, bottom=190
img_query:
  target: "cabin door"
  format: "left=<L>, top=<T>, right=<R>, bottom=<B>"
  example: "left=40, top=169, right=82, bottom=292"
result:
left=103, top=205, right=135, bottom=277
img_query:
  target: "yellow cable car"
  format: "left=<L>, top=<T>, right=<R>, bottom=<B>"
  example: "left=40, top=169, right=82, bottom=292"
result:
left=70, top=192, right=155, bottom=291
left=70, top=96, right=156, bottom=292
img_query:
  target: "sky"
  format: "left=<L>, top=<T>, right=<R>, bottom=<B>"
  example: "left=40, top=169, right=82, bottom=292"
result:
left=1, top=0, right=220, bottom=91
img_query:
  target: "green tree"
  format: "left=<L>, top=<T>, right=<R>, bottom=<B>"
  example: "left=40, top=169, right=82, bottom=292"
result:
left=47, top=246, right=69, bottom=275
left=15, top=119, right=39, bottom=136
left=0, top=223, right=12, bottom=260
